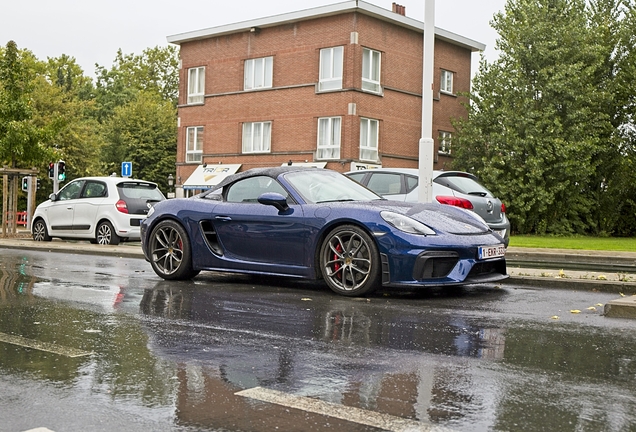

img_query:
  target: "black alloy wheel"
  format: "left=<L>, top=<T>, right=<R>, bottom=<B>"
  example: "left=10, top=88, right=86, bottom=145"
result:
left=319, top=225, right=380, bottom=296
left=148, top=219, right=200, bottom=280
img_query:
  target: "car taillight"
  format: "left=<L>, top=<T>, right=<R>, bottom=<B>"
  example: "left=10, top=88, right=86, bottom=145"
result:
left=436, top=196, right=474, bottom=210
left=115, top=199, right=129, bottom=214
left=501, top=203, right=506, bottom=213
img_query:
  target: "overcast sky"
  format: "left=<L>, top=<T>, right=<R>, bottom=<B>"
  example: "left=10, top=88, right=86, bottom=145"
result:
left=1, top=0, right=507, bottom=78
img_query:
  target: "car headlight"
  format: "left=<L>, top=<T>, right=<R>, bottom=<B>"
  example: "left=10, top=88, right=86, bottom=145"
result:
left=147, top=206, right=155, bottom=217
left=381, top=211, right=436, bottom=236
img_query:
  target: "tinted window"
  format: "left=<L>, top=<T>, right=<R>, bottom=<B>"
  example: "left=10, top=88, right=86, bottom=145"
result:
left=367, top=173, right=403, bottom=195
left=81, top=181, right=107, bottom=198
left=58, top=180, right=85, bottom=200
left=226, top=176, right=288, bottom=203
left=435, top=174, right=493, bottom=197
left=347, top=172, right=366, bottom=182
left=405, top=175, right=418, bottom=193
left=117, top=182, right=164, bottom=201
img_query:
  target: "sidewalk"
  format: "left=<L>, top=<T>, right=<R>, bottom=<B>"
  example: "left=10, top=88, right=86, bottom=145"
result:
left=2, top=236, right=636, bottom=316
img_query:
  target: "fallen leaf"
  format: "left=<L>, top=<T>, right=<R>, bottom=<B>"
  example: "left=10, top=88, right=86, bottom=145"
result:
left=598, top=275, right=607, bottom=280
left=620, top=292, right=626, bottom=297
left=570, top=310, right=581, bottom=314
left=550, top=316, right=560, bottom=320
left=586, top=306, right=597, bottom=311
left=595, top=303, right=604, bottom=307
left=301, top=298, right=312, bottom=301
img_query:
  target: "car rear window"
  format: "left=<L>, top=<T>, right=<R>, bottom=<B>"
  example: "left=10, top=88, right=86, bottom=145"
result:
left=435, top=174, right=493, bottom=197
left=117, top=182, right=164, bottom=201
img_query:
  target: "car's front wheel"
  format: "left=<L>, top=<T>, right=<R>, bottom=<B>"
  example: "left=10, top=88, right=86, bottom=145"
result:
left=32, top=219, right=51, bottom=242
left=319, top=225, right=380, bottom=296
left=148, top=219, right=200, bottom=280
left=96, top=221, right=120, bottom=245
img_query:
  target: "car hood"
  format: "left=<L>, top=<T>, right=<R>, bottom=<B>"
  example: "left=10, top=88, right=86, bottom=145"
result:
left=346, top=200, right=491, bottom=235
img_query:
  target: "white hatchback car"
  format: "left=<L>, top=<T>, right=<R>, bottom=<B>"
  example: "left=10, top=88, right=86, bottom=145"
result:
left=32, top=176, right=165, bottom=245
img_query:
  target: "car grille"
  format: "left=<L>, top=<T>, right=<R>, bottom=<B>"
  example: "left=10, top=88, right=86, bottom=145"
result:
left=468, top=259, right=507, bottom=278
left=413, top=251, right=459, bottom=280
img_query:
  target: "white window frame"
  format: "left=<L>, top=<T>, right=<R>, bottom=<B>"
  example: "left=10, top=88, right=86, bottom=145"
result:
left=187, top=67, right=205, bottom=104
left=242, top=121, right=272, bottom=153
left=362, top=48, right=381, bottom=94
left=319, top=46, right=344, bottom=92
left=441, top=69, right=454, bottom=94
left=359, top=118, right=379, bottom=162
left=186, top=126, right=203, bottom=163
left=244, top=57, right=273, bottom=90
left=316, top=117, right=341, bottom=160
left=439, top=131, right=452, bottom=155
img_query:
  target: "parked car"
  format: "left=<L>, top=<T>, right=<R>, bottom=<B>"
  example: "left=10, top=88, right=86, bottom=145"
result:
left=140, top=167, right=507, bottom=297
left=345, top=168, right=510, bottom=246
left=32, top=176, right=165, bottom=245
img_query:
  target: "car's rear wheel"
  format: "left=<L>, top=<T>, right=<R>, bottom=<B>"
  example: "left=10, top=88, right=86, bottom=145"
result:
left=320, top=225, right=379, bottom=296
left=32, top=219, right=51, bottom=242
left=96, top=221, right=120, bottom=245
left=148, top=219, right=200, bottom=280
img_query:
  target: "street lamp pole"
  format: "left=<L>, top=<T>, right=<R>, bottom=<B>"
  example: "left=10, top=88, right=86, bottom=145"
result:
left=167, top=174, right=175, bottom=199
left=418, top=0, right=435, bottom=203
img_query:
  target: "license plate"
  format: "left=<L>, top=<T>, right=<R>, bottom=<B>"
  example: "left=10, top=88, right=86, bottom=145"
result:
left=478, top=244, right=505, bottom=260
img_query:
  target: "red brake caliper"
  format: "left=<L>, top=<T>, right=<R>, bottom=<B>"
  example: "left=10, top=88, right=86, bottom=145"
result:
left=333, top=244, right=343, bottom=280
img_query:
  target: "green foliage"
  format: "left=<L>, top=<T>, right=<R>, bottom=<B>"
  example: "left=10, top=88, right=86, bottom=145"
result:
left=453, top=0, right=636, bottom=236
left=101, top=91, right=176, bottom=193
left=0, top=41, right=49, bottom=168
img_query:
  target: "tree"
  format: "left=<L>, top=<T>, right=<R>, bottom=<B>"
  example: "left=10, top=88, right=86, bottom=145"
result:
left=101, top=91, right=176, bottom=193
left=452, top=0, right=633, bottom=235
left=0, top=41, right=48, bottom=168
left=94, top=46, right=179, bottom=122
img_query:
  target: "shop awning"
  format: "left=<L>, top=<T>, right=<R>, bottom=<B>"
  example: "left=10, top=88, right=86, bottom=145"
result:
left=182, top=164, right=242, bottom=190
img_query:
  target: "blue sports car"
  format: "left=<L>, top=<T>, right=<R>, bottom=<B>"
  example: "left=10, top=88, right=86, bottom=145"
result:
left=140, top=167, right=507, bottom=296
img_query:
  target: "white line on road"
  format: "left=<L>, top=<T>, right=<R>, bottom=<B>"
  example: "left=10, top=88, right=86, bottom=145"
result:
left=0, top=332, right=92, bottom=358
left=235, top=386, right=456, bottom=432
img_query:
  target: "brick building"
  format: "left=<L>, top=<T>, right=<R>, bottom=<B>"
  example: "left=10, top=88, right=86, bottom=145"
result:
left=167, top=1, right=484, bottom=195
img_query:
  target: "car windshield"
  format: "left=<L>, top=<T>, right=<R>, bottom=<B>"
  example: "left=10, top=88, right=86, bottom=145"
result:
left=435, top=174, right=493, bottom=198
left=285, top=170, right=382, bottom=204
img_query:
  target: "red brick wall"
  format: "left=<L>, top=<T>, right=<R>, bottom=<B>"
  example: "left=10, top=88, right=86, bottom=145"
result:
left=176, top=11, right=473, bottom=184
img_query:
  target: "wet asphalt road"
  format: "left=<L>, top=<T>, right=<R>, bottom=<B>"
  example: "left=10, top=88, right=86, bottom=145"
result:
left=1, top=247, right=636, bottom=432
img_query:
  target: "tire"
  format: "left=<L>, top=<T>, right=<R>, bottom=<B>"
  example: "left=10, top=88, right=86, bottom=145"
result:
left=32, top=219, right=52, bottom=242
left=96, top=221, right=120, bottom=245
left=319, top=225, right=380, bottom=296
left=148, top=219, right=200, bottom=280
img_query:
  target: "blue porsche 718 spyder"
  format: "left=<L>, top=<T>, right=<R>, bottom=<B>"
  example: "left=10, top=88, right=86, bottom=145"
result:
left=140, top=167, right=507, bottom=296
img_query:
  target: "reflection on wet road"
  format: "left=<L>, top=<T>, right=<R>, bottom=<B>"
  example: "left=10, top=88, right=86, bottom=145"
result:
left=1, top=248, right=635, bottom=432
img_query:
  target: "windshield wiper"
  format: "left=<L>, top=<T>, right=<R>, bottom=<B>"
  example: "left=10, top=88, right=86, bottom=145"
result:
left=316, top=199, right=356, bottom=203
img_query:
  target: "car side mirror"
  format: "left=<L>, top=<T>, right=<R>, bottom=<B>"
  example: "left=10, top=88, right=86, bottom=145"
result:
left=49, top=193, right=57, bottom=202
left=258, top=192, right=289, bottom=212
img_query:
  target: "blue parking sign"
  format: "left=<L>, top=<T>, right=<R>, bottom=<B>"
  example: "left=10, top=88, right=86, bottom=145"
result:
left=122, top=162, right=132, bottom=178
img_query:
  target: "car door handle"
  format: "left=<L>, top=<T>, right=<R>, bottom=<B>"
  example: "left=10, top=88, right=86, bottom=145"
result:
left=67, top=207, right=73, bottom=210
left=215, top=215, right=232, bottom=222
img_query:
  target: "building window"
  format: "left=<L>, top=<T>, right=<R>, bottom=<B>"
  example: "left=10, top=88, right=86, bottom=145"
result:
left=359, top=118, right=379, bottom=161
left=441, top=69, right=453, bottom=94
left=186, top=126, right=203, bottom=163
left=362, top=48, right=381, bottom=93
left=244, top=57, right=273, bottom=90
left=439, top=131, right=452, bottom=155
left=242, top=121, right=272, bottom=153
left=317, top=117, right=341, bottom=159
left=187, top=67, right=205, bottom=104
left=319, top=46, right=343, bottom=92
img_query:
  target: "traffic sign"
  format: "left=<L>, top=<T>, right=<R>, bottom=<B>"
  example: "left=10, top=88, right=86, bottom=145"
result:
left=121, top=162, right=132, bottom=178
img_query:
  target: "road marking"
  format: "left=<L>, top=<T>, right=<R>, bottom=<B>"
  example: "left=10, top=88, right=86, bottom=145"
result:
left=0, top=332, right=92, bottom=358
left=236, top=386, right=455, bottom=432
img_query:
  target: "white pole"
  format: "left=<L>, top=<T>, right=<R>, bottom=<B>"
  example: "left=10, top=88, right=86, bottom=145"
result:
left=418, top=0, right=435, bottom=203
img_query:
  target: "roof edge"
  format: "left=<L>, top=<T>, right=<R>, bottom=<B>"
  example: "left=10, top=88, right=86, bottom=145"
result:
left=166, top=0, right=485, bottom=52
